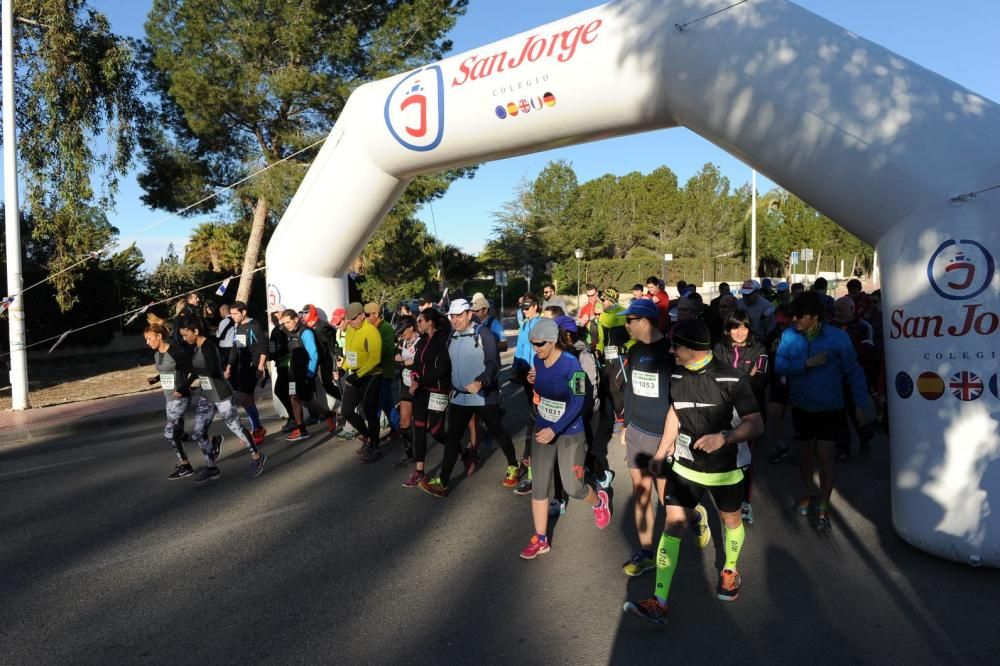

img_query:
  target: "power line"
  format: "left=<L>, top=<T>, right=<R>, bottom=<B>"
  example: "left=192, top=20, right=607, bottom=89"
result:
left=675, top=0, right=751, bottom=32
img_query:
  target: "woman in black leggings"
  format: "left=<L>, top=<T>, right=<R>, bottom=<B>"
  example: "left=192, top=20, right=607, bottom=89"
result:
left=402, top=308, right=451, bottom=488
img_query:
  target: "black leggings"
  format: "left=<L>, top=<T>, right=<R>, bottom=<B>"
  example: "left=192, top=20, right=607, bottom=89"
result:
left=439, top=403, right=517, bottom=487
left=412, top=389, right=448, bottom=463
left=342, top=374, right=381, bottom=447
left=602, top=361, right=625, bottom=420
left=274, top=366, right=293, bottom=417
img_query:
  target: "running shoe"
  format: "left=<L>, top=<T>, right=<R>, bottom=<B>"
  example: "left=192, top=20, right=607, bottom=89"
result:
left=599, top=469, right=616, bottom=490
left=360, top=445, right=382, bottom=463
left=353, top=436, right=370, bottom=454
left=717, top=568, right=742, bottom=602
left=623, top=599, right=669, bottom=625
left=251, top=427, right=267, bottom=446
left=693, top=504, right=711, bottom=549
left=325, top=415, right=339, bottom=434
left=621, top=551, right=655, bottom=577
left=816, top=503, right=832, bottom=531
left=167, top=463, right=195, bottom=480
left=548, top=498, right=567, bottom=516
left=741, top=501, right=754, bottom=525
left=395, top=452, right=416, bottom=468
left=281, top=418, right=297, bottom=433
left=402, top=469, right=425, bottom=488
left=336, top=428, right=356, bottom=440
left=210, top=435, right=223, bottom=460
left=418, top=476, right=449, bottom=498
left=248, top=453, right=267, bottom=479
left=502, top=465, right=520, bottom=488
left=767, top=446, right=789, bottom=464
left=462, top=448, right=478, bottom=477
left=519, top=534, right=551, bottom=560
left=193, top=466, right=220, bottom=483
left=593, top=489, right=611, bottom=529
left=285, top=427, right=310, bottom=442
left=514, top=476, right=533, bottom=496
left=795, top=495, right=816, bottom=516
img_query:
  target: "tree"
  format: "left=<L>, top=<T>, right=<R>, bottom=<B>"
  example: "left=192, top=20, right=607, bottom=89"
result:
left=3, top=0, right=146, bottom=309
left=480, top=178, right=547, bottom=271
left=147, top=243, right=200, bottom=301
left=140, top=0, right=470, bottom=302
left=185, top=221, right=243, bottom=273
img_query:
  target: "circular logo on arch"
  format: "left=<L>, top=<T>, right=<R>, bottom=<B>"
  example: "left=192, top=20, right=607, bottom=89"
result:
left=384, top=65, right=444, bottom=152
left=926, top=239, right=995, bottom=301
left=266, top=283, right=282, bottom=309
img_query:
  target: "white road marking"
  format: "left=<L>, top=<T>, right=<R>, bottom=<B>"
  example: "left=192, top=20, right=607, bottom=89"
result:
left=0, top=456, right=97, bottom=479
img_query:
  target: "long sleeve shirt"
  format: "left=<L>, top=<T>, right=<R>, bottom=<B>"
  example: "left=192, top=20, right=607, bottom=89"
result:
left=532, top=352, right=585, bottom=436
left=342, top=321, right=382, bottom=378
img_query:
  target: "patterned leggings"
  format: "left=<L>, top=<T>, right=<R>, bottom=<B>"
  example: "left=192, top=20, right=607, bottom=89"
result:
left=163, top=397, right=191, bottom=462
left=193, top=396, right=258, bottom=464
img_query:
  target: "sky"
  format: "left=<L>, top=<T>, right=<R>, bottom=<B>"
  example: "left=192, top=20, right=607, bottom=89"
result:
left=5, top=0, right=1000, bottom=270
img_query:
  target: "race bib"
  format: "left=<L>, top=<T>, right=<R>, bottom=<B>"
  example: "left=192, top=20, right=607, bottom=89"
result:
left=538, top=397, right=567, bottom=423
left=632, top=370, right=660, bottom=398
left=288, top=381, right=297, bottom=396
left=675, top=433, right=694, bottom=461
left=198, top=376, right=213, bottom=391
left=402, top=369, right=413, bottom=387
left=604, top=345, right=619, bottom=360
left=160, top=374, right=175, bottom=391
left=236, top=334, right=247, bottom=347
left=346, top=351, right=359, bottom=369
left=428, top=392, right=448, bottom=412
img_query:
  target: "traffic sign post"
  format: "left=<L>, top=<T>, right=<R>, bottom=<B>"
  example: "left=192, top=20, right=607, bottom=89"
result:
left=790, top=251, right=799, bottom=283
left=522, top=264, right=534, bottom=295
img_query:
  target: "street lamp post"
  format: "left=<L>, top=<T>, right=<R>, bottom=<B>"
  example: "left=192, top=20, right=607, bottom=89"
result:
left=574, top=248, right=583, bottom=312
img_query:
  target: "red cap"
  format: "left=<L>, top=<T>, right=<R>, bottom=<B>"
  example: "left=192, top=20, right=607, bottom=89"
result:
left=330, top=307, right=347, bottom=325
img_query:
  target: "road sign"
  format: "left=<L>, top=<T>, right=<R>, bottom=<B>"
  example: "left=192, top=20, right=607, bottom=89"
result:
left=494, top=270, right=508, bottom=287
left=521, top=264, right=534, bottom=279
left=801, top=248, right=814, bottom=261
left=790, top=251, right=800, bottom=264
left=663, top=253, right=673, bottom=261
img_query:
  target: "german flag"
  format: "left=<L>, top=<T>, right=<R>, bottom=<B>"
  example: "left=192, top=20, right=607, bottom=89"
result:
left=543, top=92, right=556, bottom=107
left=916, top=371, right=945, bottom=400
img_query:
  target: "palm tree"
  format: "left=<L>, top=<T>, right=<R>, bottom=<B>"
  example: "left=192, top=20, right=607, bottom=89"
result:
left=185, top=222, right=230, bottom=272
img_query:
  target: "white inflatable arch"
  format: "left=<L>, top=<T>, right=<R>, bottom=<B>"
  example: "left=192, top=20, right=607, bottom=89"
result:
left=266, top=0, right=1000, bottom=566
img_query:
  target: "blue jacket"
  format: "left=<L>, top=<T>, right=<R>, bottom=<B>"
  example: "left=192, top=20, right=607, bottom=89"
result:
left=514, top=316, right=541, bottom=370
left=775, top=324, right=869, bottom=412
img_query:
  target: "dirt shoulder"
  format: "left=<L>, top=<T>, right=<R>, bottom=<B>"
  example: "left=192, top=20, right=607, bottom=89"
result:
left=1, top=350, right=158, bottom=410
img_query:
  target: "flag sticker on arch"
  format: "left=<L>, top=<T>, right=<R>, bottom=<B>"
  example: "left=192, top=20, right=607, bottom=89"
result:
left=949, top=371, right=984, bottom=401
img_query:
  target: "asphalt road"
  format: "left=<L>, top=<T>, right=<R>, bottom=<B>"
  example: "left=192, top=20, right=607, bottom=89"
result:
left=1, top=380, right=997, bottom=665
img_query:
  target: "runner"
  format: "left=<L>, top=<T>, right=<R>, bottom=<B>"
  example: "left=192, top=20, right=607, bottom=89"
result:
left=225, top=301, right=269, bottom=445
left=402, top=308, right=452, bottom=487
left=619, top=298, right=674, bottom=576
left=144, top=314, right=198, bottom=479
left=418, top=299, right=520, bottom=497
left=624, top=319, right=764, bottom=624
left=511, top=294, right=542, bottom=493
left=339, top=302, right=383, bottom=461
left=277, top=309, right=337, bottom=442
left=595, top=287, right=629, bottom=434
left=177, top=316, right=267, bottom=481
left=366, top=303, right=401, bottom=440
left=735, top=280, right=774, bottom=340
left=576, top=283, right=601, bottom=338
left=775, top=291, right=870, bottom=531
left=394, top=315, right=419, bottom=464
left=644, top=276, right=670, bottom=333
left=518, top=317, right=611, bottom=559
left=267, top=304, right=295, bottom=433
left=831, top=295, right=878, bottom=459
left=712, top=310, right=769, bottom=524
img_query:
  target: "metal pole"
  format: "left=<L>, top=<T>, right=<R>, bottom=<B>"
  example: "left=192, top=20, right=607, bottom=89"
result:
left=576, top=259, right=581, bottom=310
left=751, top=169, right=757, bottom=281
left=3, top=0, right=29, bottom=409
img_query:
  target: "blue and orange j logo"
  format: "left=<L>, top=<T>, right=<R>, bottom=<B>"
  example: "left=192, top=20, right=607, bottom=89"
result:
left=927, top=239, right=995, bottom=301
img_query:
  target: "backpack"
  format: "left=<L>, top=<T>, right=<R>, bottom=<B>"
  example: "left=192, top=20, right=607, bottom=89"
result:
left=309, top=326, right=341, bottom=399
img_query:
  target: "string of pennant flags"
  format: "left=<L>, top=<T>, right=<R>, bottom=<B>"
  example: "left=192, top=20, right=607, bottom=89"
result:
left=0, top=135, right=326, bottom=308
left=0, top=266, right=264, bottom=358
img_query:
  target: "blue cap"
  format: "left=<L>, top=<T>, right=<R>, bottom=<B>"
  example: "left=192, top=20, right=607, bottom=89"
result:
left=554, top=315, right=577, bottom=333
left=624, top=298, right=659, bottom=319
left=761, top=278, right=773, bottom=289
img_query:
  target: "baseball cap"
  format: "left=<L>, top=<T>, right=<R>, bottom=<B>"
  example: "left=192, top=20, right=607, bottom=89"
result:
left=554, top=315, right=577, bottom=333
left=776, top=281, right=789, bottom=293
left=267, top=302, right=286, bottom=314
left=447, top=298, right=471, bottom=316
left=530, top=317, right=559, bottom=342
left=364, top=302, right=380, bottom=315
left=671, top=319, right=712, bottom=351
left=470, top=295, right=490, bottom=311
left=330, top=307, right=347, bottom=325
left=519, top=296, right=538, bottom=310
left=624, top=299, right=659, bottom=319
left=740, top=279, right=761, bottom=295
left=345, top=302, right=365, bottom=320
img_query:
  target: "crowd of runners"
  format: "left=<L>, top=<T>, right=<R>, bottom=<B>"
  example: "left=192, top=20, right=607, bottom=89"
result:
left=143, top=274, right=885, bottom=626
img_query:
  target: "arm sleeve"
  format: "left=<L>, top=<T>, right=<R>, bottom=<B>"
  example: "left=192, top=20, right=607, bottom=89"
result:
left=774, top=330, right=807, bottom=376
left=731, top=374, right=762, bottom=417
left=550, top=376, right=585, bottom=435
left=167, top=347, right=197, bottom=380
left=357, top=327, right=381, bottom=377
left=302, top=328, right=319, bottom=375
left=475, top=328, right=500, bottom=386
left=425, top=334, right=452, bottom=384
left=201, top=341, right=225, bottom=378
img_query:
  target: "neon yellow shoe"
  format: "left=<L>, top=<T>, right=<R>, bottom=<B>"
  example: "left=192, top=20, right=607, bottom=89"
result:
left=692, top=504, right=711, bottom=549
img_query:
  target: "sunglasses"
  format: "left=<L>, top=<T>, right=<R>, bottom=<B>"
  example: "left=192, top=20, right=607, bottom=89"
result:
left=625, top=316, right=642, bottom=323
left=530, top=340, right=550, bottom=348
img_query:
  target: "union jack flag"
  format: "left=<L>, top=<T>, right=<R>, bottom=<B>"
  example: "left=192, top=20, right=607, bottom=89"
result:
left=949, top=371, right=983, bottom=401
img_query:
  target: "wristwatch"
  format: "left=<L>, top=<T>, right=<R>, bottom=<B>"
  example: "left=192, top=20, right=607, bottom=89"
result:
left=720, top=430, right=731, bottom=444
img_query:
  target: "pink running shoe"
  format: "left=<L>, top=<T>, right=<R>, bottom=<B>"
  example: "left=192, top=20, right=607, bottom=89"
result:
left=593, top=489, right=611, bottom=529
